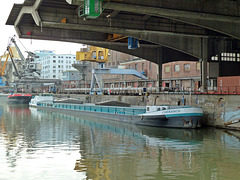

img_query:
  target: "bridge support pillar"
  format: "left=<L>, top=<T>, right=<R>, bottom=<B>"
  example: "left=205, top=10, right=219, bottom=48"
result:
left=157, top=47, right=163, bottom=92
left=201, top=38, right=208, bottom=92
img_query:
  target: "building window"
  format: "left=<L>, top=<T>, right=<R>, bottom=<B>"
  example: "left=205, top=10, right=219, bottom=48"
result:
left=174, top=65, right=180, bottom=72
left=165, top=65, right=170, bottom=73
left=149, top=62, right=152, bottom=70
left=135, top=64, right=137, bottom=70
left=211, top=56, right=218, bottom=61
left=196, top=63, right=201, bottom=71
left=184, top=64, right=190, bottom=71
left=53, top=60, right=56, bottom=63
left=221, top=53, right=236, bottom=61
left=53, top=75, right=56, bottom=78
left=237, top=53, right=240, bottom=62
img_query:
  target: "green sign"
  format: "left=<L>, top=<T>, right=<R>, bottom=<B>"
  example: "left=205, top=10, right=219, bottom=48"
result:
left=79, top=0, right=103, bottom=19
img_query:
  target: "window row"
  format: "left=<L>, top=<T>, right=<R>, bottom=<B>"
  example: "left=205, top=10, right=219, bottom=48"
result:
left=52, top=60, right=74, bottom=63
left=53, top=56, right=75, bottom=59
left=165, top=63, right=200, bottom=73
left=125, top=62, right=152, bottom=71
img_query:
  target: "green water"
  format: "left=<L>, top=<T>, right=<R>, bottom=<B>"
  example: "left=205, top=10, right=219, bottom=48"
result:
left=0, top=103, right=240, bottom=180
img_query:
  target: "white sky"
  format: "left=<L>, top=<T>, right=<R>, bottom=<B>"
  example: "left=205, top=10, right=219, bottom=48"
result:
left=0, top=0, right=83, bottom=56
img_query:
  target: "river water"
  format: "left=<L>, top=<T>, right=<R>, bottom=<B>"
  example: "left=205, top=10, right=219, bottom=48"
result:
left=0, top=103, right=240, bottom=180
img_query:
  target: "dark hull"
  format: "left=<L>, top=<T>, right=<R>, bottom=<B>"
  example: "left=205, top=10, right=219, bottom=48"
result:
left=138, top=115, right=201, bottom=128
left=8, top=96, right=32, bottom=104
left=35, top=105, right=202, bottom=129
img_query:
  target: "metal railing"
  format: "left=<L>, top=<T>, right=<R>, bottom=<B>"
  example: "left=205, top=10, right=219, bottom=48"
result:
left=39, top=102, right=146, bottom=115
left=62, top=86, right=240, bottom=95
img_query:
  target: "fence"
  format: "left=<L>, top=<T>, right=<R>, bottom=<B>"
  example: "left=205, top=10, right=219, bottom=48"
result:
left=63, top=86, right=240, bottom=95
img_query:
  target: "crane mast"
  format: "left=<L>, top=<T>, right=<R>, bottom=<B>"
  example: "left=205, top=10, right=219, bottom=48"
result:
left=76, top=46, right=147, bottom=95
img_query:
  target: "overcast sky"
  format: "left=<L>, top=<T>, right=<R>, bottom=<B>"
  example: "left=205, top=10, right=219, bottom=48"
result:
left=0, top=0, right=83, bottom=56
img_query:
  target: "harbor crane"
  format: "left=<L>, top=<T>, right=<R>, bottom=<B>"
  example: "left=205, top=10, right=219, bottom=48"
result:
left=0, top=53, right=10, bottom=86
left=7, top=36, right=42, bottom=80
left=76, top=46, right=147, bottom=94
left=5, top=36, right=62, bottom=93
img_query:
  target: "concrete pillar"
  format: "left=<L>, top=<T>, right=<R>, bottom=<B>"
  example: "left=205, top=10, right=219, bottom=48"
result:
left=190, top=78, right=192, bottom=91
left=218, top=52, right=222, bottom=76
left=201, top=38, right=208, bottom=92
left=179, top=80, right=182, bottom=91
left=157, top=47, right=163, bottom=92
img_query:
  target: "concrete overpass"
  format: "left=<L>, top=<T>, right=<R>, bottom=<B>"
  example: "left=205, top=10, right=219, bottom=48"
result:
left=6, top=0, right=240, bottom=91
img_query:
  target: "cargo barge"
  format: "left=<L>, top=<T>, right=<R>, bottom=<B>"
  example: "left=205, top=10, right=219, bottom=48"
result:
left=35, top=101, right=203, bottom=129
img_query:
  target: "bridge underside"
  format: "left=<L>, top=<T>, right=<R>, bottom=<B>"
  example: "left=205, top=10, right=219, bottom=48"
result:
left=6, top=0, right=240, bottom=90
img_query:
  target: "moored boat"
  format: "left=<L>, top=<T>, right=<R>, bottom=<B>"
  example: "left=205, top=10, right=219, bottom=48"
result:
left=29, top=93, right=54, bottom=107
left=35, top=101, right=203, bottom=129
left=7, top=94, right=32, bottom=104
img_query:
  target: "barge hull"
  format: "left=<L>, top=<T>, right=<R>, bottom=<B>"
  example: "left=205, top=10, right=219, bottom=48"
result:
left=36, top=105, right=201, bottom=129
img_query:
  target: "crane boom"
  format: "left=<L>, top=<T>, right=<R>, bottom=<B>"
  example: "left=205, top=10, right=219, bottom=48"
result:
left=7, top=46, right=21, bottom=79
left=10, top=36, right=26, bottom=62
left=0, top=53, right=9, bottom=77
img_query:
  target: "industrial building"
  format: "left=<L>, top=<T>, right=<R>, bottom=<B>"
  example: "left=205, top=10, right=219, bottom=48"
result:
left=34, top=50, right=78, bottom=80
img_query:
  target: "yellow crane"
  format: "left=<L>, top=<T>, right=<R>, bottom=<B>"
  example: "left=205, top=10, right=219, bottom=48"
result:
left=76, top=46, right=109, bottom=63
left=0, top=52, right=10, bottom=86
left=75, top=46, right=147, bottom=95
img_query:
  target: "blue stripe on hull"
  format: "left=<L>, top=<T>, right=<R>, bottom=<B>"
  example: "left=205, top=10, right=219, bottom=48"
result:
left=166, top=113, right=203, bottom=118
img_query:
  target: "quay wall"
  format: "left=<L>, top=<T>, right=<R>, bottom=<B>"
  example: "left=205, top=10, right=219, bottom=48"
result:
left=56, top=93, right=240, bottom=130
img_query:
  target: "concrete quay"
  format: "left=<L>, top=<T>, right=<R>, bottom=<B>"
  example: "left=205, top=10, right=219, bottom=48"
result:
left=56, top=93, right=240, bottom=130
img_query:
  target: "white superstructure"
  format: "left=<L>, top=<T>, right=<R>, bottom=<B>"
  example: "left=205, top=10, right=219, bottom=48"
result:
left=29, top=93, right=54, bottom=106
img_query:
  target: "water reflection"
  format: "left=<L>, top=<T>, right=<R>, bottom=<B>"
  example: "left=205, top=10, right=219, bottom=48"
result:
left=0, top=104, right=240, bottom=180
left=40, top=109, right=204, bottom=179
